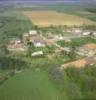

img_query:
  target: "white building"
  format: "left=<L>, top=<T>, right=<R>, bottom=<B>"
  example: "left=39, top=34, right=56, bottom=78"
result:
left=82, top=31, right=91, bottom=36
left=54, top=35, right=64, bottom=41
left=29, top=30, right=37, bottom=36
left=34, top=42, right=45, bottom=48
left=74, top=29, right=82, bottom=33
left=31, top=51, right=44, bottom=57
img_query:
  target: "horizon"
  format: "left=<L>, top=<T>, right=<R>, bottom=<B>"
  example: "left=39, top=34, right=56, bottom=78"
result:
left=0, top=0, right=95, bottom=5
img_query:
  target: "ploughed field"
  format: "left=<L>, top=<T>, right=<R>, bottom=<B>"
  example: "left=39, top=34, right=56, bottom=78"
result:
left=23, top=11, right=96, bottom=27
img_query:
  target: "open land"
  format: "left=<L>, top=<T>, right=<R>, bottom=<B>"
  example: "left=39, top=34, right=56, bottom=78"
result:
left=23, top=11, right=96, bottom=27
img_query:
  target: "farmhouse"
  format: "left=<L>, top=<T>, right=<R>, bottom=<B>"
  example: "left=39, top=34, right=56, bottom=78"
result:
left=61, top=57, right=96, bottom=69
left=82, top=31, right=91, bottom=36
left=72, top=28, right=82, bottom=33
left=77, top=43, right=96, bottom=57
left=54, top=35, right=64, bottom=41
left=34, top=38, right=46, bottom=47
left=46, top=32, right=54, bottom=39
left=29, top=34, right=46, bottom=47
left=64, top=29, right=72, bottom=33
left=7, top=39, right=25, bottom=51
left=29, top=30, right=38, bottom=36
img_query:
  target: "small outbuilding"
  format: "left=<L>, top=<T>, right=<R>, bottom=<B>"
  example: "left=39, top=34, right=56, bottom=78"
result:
left=29, top=30, right=38, bottom=36
left=31, top=51, right=44, bottom=57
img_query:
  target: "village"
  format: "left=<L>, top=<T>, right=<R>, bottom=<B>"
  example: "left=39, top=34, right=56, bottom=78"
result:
left=7, top=27, right=96, bottom=69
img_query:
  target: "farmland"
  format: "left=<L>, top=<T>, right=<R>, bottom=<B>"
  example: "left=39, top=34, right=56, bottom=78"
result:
left=23, top=11, right=96, bottom=27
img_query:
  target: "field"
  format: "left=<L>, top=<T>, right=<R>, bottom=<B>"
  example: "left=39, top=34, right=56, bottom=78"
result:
left=0, top=11, right=33, bottom=44
left=23, top=11, right=96, bottom=27
left=0, top=70, right=55, bottom=100
left=0, top=69, right=67, bottom=100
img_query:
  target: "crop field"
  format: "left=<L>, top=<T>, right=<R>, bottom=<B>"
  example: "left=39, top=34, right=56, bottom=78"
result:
left=23, top=11, right=96, bottom=27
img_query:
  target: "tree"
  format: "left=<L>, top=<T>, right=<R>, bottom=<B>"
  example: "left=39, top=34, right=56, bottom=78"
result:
left=68, top=46, right=76, bottom=60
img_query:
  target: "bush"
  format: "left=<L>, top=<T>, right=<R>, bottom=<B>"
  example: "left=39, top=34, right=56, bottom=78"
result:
left=48, top=66, right=65, bottom=85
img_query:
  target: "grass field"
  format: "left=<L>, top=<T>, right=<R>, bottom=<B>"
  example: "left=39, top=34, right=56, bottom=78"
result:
left=23, top=11, right=96, bottom=27
left=0, top=69, right=68, bottom=100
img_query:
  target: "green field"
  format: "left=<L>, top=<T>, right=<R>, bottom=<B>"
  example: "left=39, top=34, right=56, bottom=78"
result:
left=0, top=11, right=33, bottom=44
left=0, top=69, right=67, bottom=100
left=1, top=65, right=96, bottom=100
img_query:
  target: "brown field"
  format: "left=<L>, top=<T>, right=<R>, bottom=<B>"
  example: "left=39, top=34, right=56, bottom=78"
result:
left=23, top=11, right=96, bottom=27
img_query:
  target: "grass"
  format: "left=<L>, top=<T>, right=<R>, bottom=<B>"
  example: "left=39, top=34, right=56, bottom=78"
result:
left=0, top=69, right=65, bottom=100
left=57, top=37, right=96, bottom=48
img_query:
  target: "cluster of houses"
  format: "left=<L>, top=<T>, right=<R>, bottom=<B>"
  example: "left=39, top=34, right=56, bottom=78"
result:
left=7, top=28, right=96, bottom=58
left=23, top=30, right=46, bottom=47
left=64, top=27, right=96, bottom=37
left=7, top=38, right=26, bottom=52
left=7, top=30, right=47, bottom=56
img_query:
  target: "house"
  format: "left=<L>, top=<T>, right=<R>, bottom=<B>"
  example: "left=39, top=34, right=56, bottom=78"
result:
left=31, top=51, right=43, bottom=57
left=7, top=39, right=25, bottom=51
left=82, top=31, right=91, bottom=36
left=33, top=38, right=46, bottom=47
left=77, top=43, right=96, bottom=57
left=54, top=35, right=64, bottom=41
left=29, top=30, right=38, bottom=36
left=72, top=28, right=82, bottom=33
left=61, top=47, right=71, bottom=53
left=46, top=32, right=55, bottom=39
left=60, top=57, right=96, bottom=69
left=34, top=42, right=45, bottom=48
left=64, top=29, right=72, bottom=33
